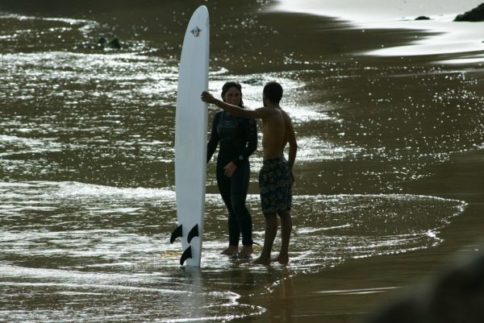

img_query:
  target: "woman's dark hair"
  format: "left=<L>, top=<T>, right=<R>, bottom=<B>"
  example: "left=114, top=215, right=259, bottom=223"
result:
left=263, top=81, right=283, bottom=104
left=221, top=81, right=244, bottom=107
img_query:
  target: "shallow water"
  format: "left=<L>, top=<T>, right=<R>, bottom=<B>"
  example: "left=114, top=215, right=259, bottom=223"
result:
left=0, top=181, right=467, bottom=321
left=1, top=1, right=484, bottom=321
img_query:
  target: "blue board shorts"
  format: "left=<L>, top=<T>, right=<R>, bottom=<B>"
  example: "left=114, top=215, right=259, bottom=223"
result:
left=259, top=157, right=292, bottom=214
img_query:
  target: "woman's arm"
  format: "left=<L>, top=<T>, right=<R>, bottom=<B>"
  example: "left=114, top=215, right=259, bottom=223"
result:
left=206, top=112, right=220, bottom=163
left=232, top=118, right=258, bottom=167
left=246, top=118, right=258, bottom=157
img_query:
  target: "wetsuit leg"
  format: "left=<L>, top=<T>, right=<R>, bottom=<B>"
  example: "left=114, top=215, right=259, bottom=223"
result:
left=216, top=163, right=240, bottom=246
left=230, top=161, right=253, bottom=246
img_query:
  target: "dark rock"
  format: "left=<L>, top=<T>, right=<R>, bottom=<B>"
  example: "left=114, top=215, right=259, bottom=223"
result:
left=108, top=38, right=121, bottom=49
left=415, top=16, right=431, bottom=21
left=366, top=250, right=484, bottom=323
left=97, top=37, right=121, bottom=50
left=454, top=3, right=484, bottom=22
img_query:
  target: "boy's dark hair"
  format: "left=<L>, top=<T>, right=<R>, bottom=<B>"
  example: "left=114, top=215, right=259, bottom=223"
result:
left=263, top=81, right=283, bottom=104
left=221, top=81, right=244, bottom=107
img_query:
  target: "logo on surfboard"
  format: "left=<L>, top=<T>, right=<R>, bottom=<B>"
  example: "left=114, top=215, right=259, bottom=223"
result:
left=191, top=26, right=202, bottom=37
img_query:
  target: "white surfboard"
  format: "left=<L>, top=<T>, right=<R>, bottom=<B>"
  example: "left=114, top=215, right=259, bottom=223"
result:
left=171, top=5, right=209, bottom=267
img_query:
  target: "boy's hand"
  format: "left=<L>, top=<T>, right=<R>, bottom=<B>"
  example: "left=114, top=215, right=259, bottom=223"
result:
left=201, top=91, right=216, bottom=104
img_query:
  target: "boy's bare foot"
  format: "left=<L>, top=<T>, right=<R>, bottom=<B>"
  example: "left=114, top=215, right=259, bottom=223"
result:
left=275, top=254, right=289, bottom=265
left=253, top=256, right=271, bottom=266
left=221, top=246, right=238, bottom=256
left=238, top=245, right=253, bottom=258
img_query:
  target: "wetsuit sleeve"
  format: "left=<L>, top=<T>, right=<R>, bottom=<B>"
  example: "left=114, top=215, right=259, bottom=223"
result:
left=207, top=113, right=220, bottom=163
left=233, top=118, right=257, bottom=167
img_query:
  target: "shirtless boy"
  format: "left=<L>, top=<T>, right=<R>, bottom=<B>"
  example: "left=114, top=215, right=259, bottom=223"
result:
left=201, top=81, right=297, bottom=265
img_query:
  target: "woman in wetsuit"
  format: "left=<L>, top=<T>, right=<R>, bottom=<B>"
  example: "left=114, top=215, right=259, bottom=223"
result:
left=207, top=82, right=257, bottom=257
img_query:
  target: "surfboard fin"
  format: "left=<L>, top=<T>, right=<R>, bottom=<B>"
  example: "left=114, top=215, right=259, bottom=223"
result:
left=187, top=224, right=199, bottom=243
left=170, top=225, right=183, bottom=244
left=180, top=246, right=192, bottom=265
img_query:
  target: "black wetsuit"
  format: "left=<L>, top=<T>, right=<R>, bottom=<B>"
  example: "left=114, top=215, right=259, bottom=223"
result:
left=207, top=110, right=257, bottom=247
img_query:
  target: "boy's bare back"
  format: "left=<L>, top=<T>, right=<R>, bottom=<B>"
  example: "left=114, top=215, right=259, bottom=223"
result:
left=258, top=107, right=296, bottom=162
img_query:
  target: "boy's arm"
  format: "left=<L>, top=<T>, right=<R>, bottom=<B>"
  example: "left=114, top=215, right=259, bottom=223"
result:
left=285, top=115, right=298, bottom=171
left=201, top=91, right=270, bottom=119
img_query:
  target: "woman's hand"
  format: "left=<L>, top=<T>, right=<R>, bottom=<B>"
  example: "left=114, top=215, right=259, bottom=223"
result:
left=224, top=161, right=238, bottom=177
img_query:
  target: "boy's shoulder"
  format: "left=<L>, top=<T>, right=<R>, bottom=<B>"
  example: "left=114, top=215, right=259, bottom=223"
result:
left=280, top=107, right=292, bottom=119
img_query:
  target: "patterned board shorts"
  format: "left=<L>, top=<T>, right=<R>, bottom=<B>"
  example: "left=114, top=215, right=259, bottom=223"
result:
left=259, top=157, right=292, bottom=214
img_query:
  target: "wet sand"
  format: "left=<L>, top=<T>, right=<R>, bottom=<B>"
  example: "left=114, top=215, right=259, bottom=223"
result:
left=233, top=8, right=484, bottom=323
left=243, top=152, right=484, bottom=322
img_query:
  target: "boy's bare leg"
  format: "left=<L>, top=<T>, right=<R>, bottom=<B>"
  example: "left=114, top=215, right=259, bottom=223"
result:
left=254, top=213, right=278, bottom=265
left=275, top=210, right=292, bottom=265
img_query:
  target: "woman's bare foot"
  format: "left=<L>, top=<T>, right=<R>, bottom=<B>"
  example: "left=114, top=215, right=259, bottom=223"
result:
left=253, top=256, right=271, bottom=266
left=221, top=246, right=238, bottom=256
left=275, top=254, right=289, bottom=265
left=238, top=245, right=253, bottom=258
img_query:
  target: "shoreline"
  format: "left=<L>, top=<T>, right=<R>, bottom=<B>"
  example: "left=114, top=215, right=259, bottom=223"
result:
left=270, top=0, right=484, bottom=62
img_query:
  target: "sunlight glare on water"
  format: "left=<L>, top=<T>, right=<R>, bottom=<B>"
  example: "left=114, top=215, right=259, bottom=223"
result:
left=0, top=3, right=481, bottom=321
